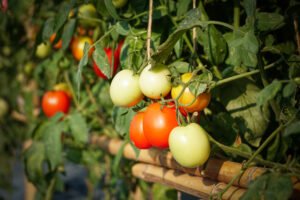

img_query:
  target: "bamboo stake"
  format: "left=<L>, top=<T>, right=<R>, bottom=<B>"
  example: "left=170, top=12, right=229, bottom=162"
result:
left=91, top=135, right=300, bottom=191
left=132, top=163, right=246, bottom=200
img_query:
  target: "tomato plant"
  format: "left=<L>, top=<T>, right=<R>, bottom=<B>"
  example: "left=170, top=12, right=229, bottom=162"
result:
left=169, top=123, right=210, bottom=168
left=41, top=91, right=70, bottom=117
left=143, top=103, right=178, bottom=148
left=71, top=36, right=93, bottom=61
left=129, top=112, right=151, bottom=149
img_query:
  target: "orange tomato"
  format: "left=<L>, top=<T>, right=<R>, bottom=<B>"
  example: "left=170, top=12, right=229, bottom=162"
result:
left=71, top=36, right=94, bottom=61
left=49, top=33, right=62, bottom=49
left=171, top=73, right=210, bottom=113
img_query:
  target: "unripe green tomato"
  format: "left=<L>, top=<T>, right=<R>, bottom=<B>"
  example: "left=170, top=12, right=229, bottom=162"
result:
left=59, top=57, right=70, bottom=69
left=112, top=0, right=128, bottom=8
left=169, top=123, right=210, bottom=168
left=0, top=98, right=9, bottom=119
left=78, top=4, right=98, bottom=28
left=35, top=42, right=51, bottom=59
left=110, top=70, right=144, bottom=107
left=139, top=64, right=171, bottom=99
left=294, top=77, right=300, bottom=84
left=24, top=61, right=34, bottom=76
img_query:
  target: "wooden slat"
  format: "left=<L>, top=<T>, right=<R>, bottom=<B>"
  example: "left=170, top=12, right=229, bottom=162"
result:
left=132, top=163, right=246, bottom=200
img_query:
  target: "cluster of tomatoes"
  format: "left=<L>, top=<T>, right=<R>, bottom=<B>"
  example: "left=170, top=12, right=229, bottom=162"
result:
left=109, top=64, right=211, bottom=168
left=40, top=4, right=125, bottom=118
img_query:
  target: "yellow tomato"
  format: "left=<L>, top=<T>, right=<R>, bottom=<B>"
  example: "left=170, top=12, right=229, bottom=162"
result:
left=171, top=73, right=210, bottom=113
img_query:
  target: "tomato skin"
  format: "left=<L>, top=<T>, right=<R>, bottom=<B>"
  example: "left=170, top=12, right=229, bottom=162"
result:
left=110, top=69, right=144, bottom=107
left=171, top=73, right=211, bottom=113
left=129, top=112, right=152, bottom=149
left=78, top=4, right=98, bottom=28
left=42, top=91, right=70, bottom=117
left=169, top=123, right=210, bottom=168
left=49, top=33, right=62, bottom=49
left=71, top=36, right=94, bottom=61
left=35, top=42, right=51, bottom=59
left=93, top=48, right=120, bottom=79
left=143, top=103, right=179, bottom=148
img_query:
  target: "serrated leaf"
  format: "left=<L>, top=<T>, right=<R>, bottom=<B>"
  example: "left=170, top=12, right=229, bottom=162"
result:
left=240, top=172, right=293, bottom=200
left=42, top=122, right=64, bottom=170
left=53, top=2, right=74, bottom=32
left=62, top=19, right=76, bottom=50
left=104, top=0, right=120, bottom=19
left=69, top=113, right=88, bottom=143
left=221, top=79, right=270, bottom=147
left=197, top=25, right=228, bottom=65
left=283, top=81, right=296, bottom=97
left=189, top=71, right=212, bottom=96
left=169, top=61, right=190, bottom=74
left=76, top=42, right=90, bottom=101
left=257, top=80, right=282, bottom=107
left=283, top=121, right=300, bottom=137
left=93, top=43, right=111, bottom=78
left=256, top=12, right=284, bottom=32
left=174, top=37, right=183, bottom=58
left=116, top=21, right=130, bottom=36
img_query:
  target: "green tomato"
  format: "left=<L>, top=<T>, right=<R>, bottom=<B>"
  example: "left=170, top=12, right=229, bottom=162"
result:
left=35, top=42, right=51, bottom=59
left=110, top=70, right=144, bottom=107
left=169, top=123, right=210, bottom=168
left=24, top=61, right=34, bottom=76
left=139, top=64, right=171, bottom=99
left=78, top=4, right=98, bottom=28
left=0, top=98, right=9, bottom=119
left=112, top=0, right=128, bottom=8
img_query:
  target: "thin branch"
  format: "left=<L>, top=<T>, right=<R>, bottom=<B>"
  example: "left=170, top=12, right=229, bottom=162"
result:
left=293, top=14, right=300, bottom=55
left=147, top=0, right=153, bottom=64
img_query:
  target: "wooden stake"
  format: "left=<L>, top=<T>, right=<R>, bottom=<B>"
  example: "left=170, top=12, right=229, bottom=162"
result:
left=132, top=163, right=246, bottom=200
left=147, top=0, right=153, bottom=64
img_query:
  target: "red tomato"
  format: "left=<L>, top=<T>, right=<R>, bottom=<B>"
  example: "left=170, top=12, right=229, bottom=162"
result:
left=42, top=91, right=70, bottom=117
left=92, top=48, right=120, bottom=79
left=129, top=112, right=152, bottom=149
left=143, top=103, right=179, bottom=148
left=71, top=36, right=94, bottom=61
left=49, top=33, right=62, bottom=49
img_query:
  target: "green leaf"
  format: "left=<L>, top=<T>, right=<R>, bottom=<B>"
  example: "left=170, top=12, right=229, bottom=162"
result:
left=69, top=113, right=88, bottom=143
left=283, top=121, right=300, bottom=137
left=112, top=140, right=127, bottom=176
left=225, top=28, right=259, bottom=67
left=243, top=0, right=256, bottom=19
left=152, top=183, right=177, bottom=200
left=221, top=79, right=270, bottom=147
left=42, top=122, right=64, bottom=170
left=257, top=80, right=282, bottom=107
left=266, top=133, right=280, bottom=161
left=240, top=172, right=293, bottom=200
left=62, top=19, right=76, bottom=50
left=49, top=112, right=64, bottom=123
left=169, top=61, right=190, bottom=74
left=104, top=0, right=120, bottom=19
left=189, top=71, right=212, bottom=96
left=174, top=37, right=183, bottom=58
left=42, top=17, right=55, bottom=41
left=283, top=81, right=296, bottom=97
left=125, top=130, right=140, bottom=160
left=176, top=0, right=192, bottom=17
left=53, top=2, right=74, bottom=32
left=116, top=21, right=130, bottom=36
left=93, top=43, right=111, bottom=78
left=256, top=12, right=284, bottom=32
left=76, top=42, right=90, bottom=101
left=197, top=25, right=228, bottom=65
left=113, top=107, right=136, bottom=136
left=151, top=8, right=201, bottom=65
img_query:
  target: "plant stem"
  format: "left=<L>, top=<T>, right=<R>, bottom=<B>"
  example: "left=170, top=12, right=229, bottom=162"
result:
left=233, top=0, right=240, bottom=28
left=210, top=124, right=284, bottom=199
left=147, top=0, right=153, bottom=64
left=64, top=71, right=80, bottom=109
left=45, top=176, right=56, bottom=200
left=212, top=57, right=284, bottom=88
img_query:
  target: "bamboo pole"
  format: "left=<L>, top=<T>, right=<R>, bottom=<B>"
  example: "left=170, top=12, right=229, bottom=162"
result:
left=91, top=135, right=300, bottom=192
left=132, top=163, right=246, bottom=200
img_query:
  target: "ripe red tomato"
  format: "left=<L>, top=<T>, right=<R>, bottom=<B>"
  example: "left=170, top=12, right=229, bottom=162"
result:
left=71, top=36, right=94, bottom=61
left=129, top=112, right=152, bottom=149
left=93, top=48, right=120, bottom=79
left=42, top=91, right=70, bottom=117
left=143, top=103, right=179, bottom=148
